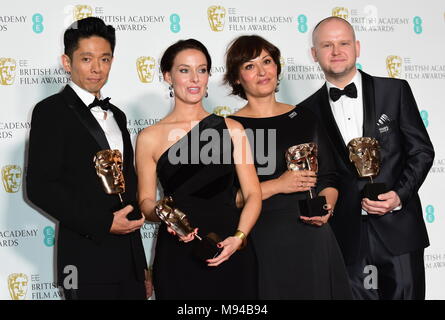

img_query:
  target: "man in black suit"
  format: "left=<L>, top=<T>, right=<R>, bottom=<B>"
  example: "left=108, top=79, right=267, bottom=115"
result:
left=299, top=16, right=434, bottom=299
left=26, top=17, right=150, bottom=299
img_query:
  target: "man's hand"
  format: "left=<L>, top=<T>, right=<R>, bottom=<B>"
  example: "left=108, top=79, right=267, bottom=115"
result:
left=110, top=205, right=145, bottom=234
left=362, top=191, right=401, bottom=215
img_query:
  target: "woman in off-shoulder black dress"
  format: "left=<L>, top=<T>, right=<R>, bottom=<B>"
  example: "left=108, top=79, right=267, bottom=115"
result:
left=225, top=35, right=352, bottom=299
left=136, top=39, right=261, bottom=299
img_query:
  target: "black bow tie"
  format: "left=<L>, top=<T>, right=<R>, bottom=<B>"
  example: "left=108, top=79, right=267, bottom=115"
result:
left=88, top=97, right=111, bottom=111
left=329, top=83, right=358, bottom=102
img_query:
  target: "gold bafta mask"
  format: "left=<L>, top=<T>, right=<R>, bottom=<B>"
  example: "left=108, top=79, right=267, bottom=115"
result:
left=208, top=6, right=226, bottom=32
left=332, top=7, right=349, bottom=20
left=286, top=143, right=318, bottom=172
left=136, top=56, right=156, bottom=83
left=8, top=273, right=28, bottom=300
left=155, top=196, right=195, bottom=237
left=94, top=150, right=125, bottom=195
left=2, top=165, right=22, bottom=193
left=347, top=137, right=381, bottom=178
left=386, top=55, right=402, bottom=78
left=73, top=5, right=93, bottom=21
left=0, top=58, right=17, bottom=85
left=213, top=106, right=233, bottom=118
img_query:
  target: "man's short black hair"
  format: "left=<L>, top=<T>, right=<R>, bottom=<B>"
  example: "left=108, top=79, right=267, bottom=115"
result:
left=64, top=17, right=116, bottom=59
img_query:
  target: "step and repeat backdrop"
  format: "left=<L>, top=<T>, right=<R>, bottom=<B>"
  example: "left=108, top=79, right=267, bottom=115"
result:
left=1, top=0, right=444, bottom=300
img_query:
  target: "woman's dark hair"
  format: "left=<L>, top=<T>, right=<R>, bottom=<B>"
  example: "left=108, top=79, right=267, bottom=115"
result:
left=160, top=39, right=212, bottom=75
left=224, top=35, right=281, bottom=100
left=64, top=17, right=116, bottom=59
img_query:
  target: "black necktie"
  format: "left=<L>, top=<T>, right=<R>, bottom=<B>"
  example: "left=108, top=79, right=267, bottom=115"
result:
left=88, top=97, right=111, bottom=111
left=329, top=82, right=357, bottom=102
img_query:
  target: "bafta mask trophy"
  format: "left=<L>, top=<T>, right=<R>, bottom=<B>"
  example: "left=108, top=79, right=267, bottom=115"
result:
left=94, top=149, right=125, bottom=201
left=155, top=196, right=223, bottom=261
left=347, top=137, right=387, bottom=201
left=286, top=142, right=327, bottom=217
left=94, top=149, right=139, bottom=220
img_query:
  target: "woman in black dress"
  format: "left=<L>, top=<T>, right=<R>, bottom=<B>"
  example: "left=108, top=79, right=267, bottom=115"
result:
left=225, top=35, right=352, bottom=299
left=136, top=39, right=261, bottom=299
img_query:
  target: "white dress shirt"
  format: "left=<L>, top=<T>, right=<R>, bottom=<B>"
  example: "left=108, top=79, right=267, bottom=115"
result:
left=326, top=71, right=363, bottom=146
left=326, top=71, right=401, bottom=213
left=326, top=72, right=369, bottom=214
left=69, top=82, right=124, bottom=156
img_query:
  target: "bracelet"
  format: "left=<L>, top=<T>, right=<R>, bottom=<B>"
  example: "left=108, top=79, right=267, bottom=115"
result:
left=234, top=230, right=247, bottom=250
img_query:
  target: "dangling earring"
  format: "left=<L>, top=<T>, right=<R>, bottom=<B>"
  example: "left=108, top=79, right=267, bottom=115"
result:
left=275, top=80, right=280, bottom=93
left=205, top=87, right=209, bottom=98
left=169, top=85, right=174, bottom=98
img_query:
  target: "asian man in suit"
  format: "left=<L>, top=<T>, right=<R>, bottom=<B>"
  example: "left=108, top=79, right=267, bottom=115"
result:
left=299, top=16, right=434, bottom=299
left=26, top=17, right=151, bottom=300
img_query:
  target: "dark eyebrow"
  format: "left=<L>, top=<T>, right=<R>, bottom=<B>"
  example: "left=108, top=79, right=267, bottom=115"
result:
left=177, top=64, right=208, bottom=68
left=79, top=52, right=112, bottom=56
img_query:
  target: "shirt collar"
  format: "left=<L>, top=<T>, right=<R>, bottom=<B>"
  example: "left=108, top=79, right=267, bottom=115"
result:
left=69, top=81, right=102, bottom=108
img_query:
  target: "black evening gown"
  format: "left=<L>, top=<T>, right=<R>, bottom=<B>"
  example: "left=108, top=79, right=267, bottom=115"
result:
left=230, top=106, right=352, bottom=299
left=153, top=114, right=257, bottom=300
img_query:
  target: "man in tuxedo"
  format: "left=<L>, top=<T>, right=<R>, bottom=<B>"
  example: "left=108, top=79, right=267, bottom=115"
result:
left=299, top=16, right=434, bottom=299
left=26, top=17, right=151, bottom=299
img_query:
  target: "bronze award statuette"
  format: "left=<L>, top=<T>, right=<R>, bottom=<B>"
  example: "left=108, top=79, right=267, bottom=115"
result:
left=347, top=137, right=387, bottom=201
left=94, top=149, right=139, bottom=220
left=155, top=196, right=223, bottom=261
left=286, top=142, right=327, bottom=217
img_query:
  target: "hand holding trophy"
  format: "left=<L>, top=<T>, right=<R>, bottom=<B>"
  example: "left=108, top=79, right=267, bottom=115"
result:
left=155, top=196, right=223, bottom=261
left=94, top=149, right=141, bottom=222
left=285, top=142, right=327, bottom=217
left=347, top=137, right=387, bottom=201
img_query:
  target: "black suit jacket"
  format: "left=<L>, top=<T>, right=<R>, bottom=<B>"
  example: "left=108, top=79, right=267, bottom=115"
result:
left=26, top=85, right=147, bottom=285
left=299, top=70, right=434, bottom=265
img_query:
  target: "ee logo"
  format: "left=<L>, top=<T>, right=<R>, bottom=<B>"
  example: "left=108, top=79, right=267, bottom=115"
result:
left=170, top=14, right=180, bottom=33
left=420, top=110, right=429, bottom=128
left=425, top=205, right=434, bottom=223
left=413, top=16, right=422, bottom=34
left=43, top=226, right=55, bottom=247
left=32, top=13, right=44, bottom=34
left=297, top=15, right=308, bottom=33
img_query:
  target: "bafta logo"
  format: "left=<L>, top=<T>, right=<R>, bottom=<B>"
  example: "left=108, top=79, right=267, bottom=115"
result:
left=8, top=273, right=28, bottom=300
left=213, top=106, right=233, bottom=117
left=208, top=5, right=226, bottom=32
left=73, top=5, right=93, bottom=21
left=0, top=58, right=16, bottom=85
left=2, top=165, right=22, bottom=193
left=332, top=7, right=349, bottom=20
left=386, top=55, right=403, bottom=78
left=136, top=56, right=156, bottom=83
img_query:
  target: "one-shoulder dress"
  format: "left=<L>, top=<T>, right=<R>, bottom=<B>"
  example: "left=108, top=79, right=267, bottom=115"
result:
left=153, top=114, right=257, bottom=299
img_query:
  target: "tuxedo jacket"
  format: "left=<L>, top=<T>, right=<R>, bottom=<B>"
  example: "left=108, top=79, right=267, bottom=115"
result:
left=26, top=85, right=147, bottom=285
left=299, top=70, right=434, bottom=265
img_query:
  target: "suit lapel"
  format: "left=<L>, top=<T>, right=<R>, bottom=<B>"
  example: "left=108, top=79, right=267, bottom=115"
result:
left=316, top=84, right=352, bottom=167
left=360, top=70, right=377, bottom=138
left=110, top=104, right=132, bottom=166
left=108, top=104, right=134, bottom=205
left=61, top=85, right=111, bottom=150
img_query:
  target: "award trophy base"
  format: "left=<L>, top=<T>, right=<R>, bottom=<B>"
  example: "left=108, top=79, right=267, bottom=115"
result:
left=192, top=232, right=223, bottom=261
left=363, top=183, right=387, bottom=201
left=299, top=196, right=327, bottom=218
